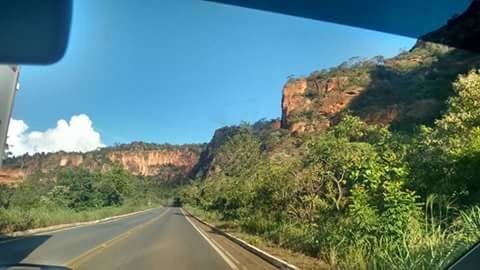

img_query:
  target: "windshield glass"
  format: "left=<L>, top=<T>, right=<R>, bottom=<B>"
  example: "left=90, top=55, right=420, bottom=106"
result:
left=1, top=1, right=479, bottom=270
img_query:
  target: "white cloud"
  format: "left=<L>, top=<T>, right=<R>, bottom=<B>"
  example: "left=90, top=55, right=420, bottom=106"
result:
left=7, top=114, right=105, bottom=156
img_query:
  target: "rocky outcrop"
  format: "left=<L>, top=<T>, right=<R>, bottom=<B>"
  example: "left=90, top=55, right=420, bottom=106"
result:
left=0, top=142, right=204, bottom=185
left=281, top=76, right=358, bottom=133
left=107, top=149, right=198, bottom=176
left=4, top=1, right=479, bottom=185
left=281, top=47, right=480, bottom=133
left=189, top=126, right=240, bottom=179
left=280, top=0, right=480, bottom=134
left=420, top=0, right=480, bottom=53
left=190, top=118, right=285, bottom=179
left=0, top=168, right=24, bottom=185
left=281, top=78, right=310, bottom=128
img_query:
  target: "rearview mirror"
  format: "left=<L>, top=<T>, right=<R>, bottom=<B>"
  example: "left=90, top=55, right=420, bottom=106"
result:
left=206, top=0, right=479, bottom=52
left=0, top=0, right=72, bottom=65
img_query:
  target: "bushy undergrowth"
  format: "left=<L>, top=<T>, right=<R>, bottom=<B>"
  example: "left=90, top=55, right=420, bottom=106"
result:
left=180, top=71, right=480, bottom=269
left=0, top=166, right=167, bottom=233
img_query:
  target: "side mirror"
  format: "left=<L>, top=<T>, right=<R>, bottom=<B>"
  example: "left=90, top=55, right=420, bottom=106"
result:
left=0, top=66, right=20, bottom=167
left=0, top=0, right=73, bottom=65
left=0, top=1, right=71, bottom=166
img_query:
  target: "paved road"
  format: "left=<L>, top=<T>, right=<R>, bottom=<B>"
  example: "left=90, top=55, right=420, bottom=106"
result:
left=0, top=207, right=277, bottom=270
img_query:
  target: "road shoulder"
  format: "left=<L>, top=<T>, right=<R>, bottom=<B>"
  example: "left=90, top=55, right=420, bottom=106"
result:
left=183, top=206, right=328, bottom=270
left=182, top=208, right=296, bottom=270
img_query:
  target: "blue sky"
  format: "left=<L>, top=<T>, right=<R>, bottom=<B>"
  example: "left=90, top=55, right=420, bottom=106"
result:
left=11, top=0, right=416, bottom=148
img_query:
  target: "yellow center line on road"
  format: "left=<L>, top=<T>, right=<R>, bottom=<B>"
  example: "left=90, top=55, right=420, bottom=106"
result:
left=65, top=208, right=171, bottom=270
left=181, top=208, right=239, bottom=270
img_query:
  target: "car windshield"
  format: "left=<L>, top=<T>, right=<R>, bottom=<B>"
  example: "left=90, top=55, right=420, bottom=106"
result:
left=1, top=1, right=480, bottom=270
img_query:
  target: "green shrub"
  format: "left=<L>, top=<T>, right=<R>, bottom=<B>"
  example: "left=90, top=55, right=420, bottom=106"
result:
left=179, top=70, right=480, bottom=269
left=0, top=166, right=168, bottom=234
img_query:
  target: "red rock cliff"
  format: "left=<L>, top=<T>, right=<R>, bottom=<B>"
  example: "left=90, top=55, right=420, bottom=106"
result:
left=0, top=142, right=204, bottom=184
left=281, top=43, right=480, bottom=133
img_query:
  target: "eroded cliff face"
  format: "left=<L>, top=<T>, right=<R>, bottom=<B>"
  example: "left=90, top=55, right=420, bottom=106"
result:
left=281, top=76, right=355, bottom=133
left=280, top=41, right=480, bottom=133
left=4, top=1, right=480, bottom=185
left=107, top=149, right=198, bottom=176
left=0, top=143, right=204, bottom=184
left=189, top=126, right=240, bottom=179
left=279, top=0, right=480, bottom=134
left=0, top=152, right=95, bottom=184
left=189, top=118, right=285, bottom=179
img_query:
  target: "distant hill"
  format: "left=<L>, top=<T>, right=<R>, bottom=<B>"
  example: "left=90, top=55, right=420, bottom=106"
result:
left=0, top=142, right=205, bottom=184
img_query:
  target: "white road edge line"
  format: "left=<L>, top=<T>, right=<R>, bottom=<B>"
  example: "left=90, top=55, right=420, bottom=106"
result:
left=0, top=207, right=161, bottom=244
left=181, top=209, right=239, bottom=270
left=36, top=223, right=91, bottom=236
left=210, top=236, right=241, bottom=265
left=42, top=208, right=164, bottom=236
left=35, top=210, right=146, bottom=236
left=184, top=208, right=299, bottom=270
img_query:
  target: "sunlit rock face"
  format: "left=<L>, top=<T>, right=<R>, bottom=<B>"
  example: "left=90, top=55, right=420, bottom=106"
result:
left=189, top=126, right=240, bottom=179
left=281, top=78, right=310, bottom=130
left=281, top=75, right=369, bottom=134
left=280, top=42, right=480, bottom=134
left=277, top=0, right=480, bottom=135
left=106, top=149, right=199, bottom=176
left=0, top=142, right=204, bottom=185
left=4, top=1, right=480, bottom=185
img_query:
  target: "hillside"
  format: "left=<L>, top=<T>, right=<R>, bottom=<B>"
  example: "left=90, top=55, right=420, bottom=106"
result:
left=190, top=119, right=283, bottom=179
left=281, top=42, right=480, bottom=133
left=180, top=2, right=480, bottom=269
left=4, top=2, right=479, bottom=186
left=0, top=142, right=205, bottom=184
left=188, top=0, right=480, bottom=178
left=1, top=2, right=480, bottom=268
left=280, top=0, right=480, bottom=134
left=192, top=45, right=480, bottom=178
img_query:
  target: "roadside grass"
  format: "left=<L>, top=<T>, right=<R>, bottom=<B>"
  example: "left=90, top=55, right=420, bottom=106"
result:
left=0, top=201, right=160, bottom=234
left=184, top=205, right=480, bottom=270
left=333, top=225, right=471, bottom=270
left=331, top=205, right=480, bottom=270
left=0, top=166, right=169, bottom=235
left=184, top=205, right=328, bottom=270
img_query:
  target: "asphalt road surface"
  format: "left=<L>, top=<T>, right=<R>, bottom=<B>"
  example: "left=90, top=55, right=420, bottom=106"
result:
left=0, top=207, right=277, bottom=270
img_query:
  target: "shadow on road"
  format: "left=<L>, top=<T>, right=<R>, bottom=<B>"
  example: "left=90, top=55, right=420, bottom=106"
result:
left=0, top=262, right=71, bottom=270
left=0, top=235, right=64, bottom=269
